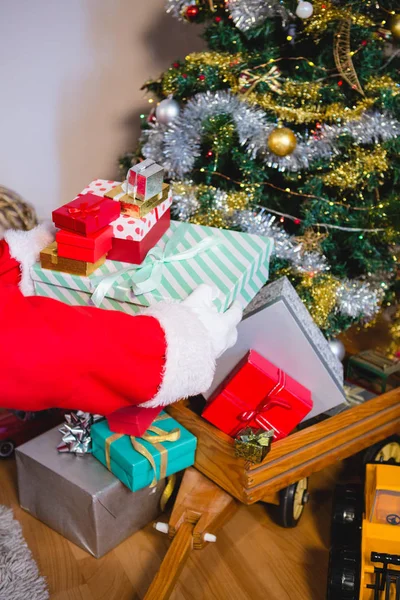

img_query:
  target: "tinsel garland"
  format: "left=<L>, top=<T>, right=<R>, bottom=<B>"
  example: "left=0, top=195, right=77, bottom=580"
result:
left=336, top=279, right=384, bottom=319
left=165, top=0, right=290, bottom=30
left=165, top=0, right=382, bottom=34
left=227, top=0, right=289, bottom=32
left=322, top=146, right=389, bottom=189
left=170, top=180, right=385, bottom=325
left=304, top=0, right=375, bottom=36
left=141, top=90, right=400, bottom=176
left=158, top=53, right=399, bottom=125
left=165, top=0, right=193, bottom=20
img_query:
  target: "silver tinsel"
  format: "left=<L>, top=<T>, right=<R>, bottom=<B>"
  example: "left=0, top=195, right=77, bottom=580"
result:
left=165, top=0, right=289, bottom=30
left=336, top=279, right=383, bottom=320
left=230, top=209, right=295, bottom=258
left=165, top=0, right=193, bottom=20
left=228, top=0, right=289, bottom=32
left=142, top=91, right=400, bottom=176
left=171, top=182, right=200, bottom=220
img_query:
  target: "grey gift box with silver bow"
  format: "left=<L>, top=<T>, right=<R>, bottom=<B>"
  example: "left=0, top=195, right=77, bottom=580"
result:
left=16, top=427, right=165, bottom=558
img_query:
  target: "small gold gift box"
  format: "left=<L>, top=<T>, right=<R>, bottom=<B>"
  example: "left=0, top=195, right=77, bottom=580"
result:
left=40, top=242, right=105, bottom=276
left=234, top=427, right=274, bottom=464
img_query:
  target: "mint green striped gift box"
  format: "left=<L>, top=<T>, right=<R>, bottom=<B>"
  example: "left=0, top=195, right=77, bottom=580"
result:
left=31, top=221, right=274, bottom=313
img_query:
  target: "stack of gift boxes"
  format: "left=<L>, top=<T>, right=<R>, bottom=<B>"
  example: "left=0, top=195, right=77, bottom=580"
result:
left=20, top=166, right=276, bottom=558
left=42, top=159, right=172, bottom=275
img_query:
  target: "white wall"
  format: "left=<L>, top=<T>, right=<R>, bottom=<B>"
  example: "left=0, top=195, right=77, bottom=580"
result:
left=0, top=0, right=204, bottom=219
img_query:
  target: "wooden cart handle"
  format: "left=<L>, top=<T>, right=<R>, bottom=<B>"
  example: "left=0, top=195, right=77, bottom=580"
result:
left=144, top=522, right=194, bottom=600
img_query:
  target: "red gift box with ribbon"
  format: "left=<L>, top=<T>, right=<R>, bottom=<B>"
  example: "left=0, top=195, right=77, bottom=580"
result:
left=52, top=193, right=120, bottom=236
left=202, top=350, right=313, bottom=441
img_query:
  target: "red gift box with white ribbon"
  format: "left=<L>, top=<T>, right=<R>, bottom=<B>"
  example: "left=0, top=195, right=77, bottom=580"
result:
left=202, top=350, right=313, bottom=441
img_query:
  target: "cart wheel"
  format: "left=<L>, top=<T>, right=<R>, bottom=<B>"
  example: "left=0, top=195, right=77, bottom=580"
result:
left=327, top=548, right=359, bottom=600
left=0, top=439, right=15, bottom=459
left=278, top=478, right=309, bottom=528
left=363, top=436, right=400, bottom=465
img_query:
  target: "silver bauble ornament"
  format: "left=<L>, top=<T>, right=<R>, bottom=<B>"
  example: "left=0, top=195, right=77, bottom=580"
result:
left=296, top=1, right=313, bottom=19
left=328, top=338, right=346, bottom=362
left=155, top=96, right=180, bottom=125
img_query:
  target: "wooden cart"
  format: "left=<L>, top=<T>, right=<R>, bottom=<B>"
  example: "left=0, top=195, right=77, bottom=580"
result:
left=146, top=388, right=400, bottom=599
left=167, top=388, right=400, bottom=526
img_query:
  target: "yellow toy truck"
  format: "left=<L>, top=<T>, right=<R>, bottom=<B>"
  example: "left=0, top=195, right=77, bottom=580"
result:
left=327, top=462, right=400, bottom=600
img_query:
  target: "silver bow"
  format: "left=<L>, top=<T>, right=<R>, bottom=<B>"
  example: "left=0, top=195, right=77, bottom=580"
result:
left=57, top=411, right=103, bottom=455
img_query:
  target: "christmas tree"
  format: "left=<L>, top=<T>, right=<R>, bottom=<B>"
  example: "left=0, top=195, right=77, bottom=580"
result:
left=121, top=0, right=400, bottom=338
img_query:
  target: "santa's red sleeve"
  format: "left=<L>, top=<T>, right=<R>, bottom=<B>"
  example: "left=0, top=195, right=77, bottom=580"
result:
left=0, top=226, right=215, bottom=416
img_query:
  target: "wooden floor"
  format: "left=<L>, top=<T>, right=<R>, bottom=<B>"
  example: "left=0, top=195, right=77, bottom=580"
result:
left=0, top=457, right=341, bottom=600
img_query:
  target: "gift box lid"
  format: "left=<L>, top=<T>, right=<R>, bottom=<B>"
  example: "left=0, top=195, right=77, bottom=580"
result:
left=128, top=159, right=164, bottom=180
left=91, top=412, right=197, bottom=485
left=31, top=220, right=274, bottom=313
left=204, top=277, right=346, bottom=420
left=56, top=225, right=112, bottom=249
left=52, top=193, right=120, bottom=231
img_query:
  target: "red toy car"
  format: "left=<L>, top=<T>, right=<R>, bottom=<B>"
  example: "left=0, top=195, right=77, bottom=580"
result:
left=0, top=409, right=65, bottom=458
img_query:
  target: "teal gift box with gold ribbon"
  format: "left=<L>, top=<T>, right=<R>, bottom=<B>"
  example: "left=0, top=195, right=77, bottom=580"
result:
left=91, top=412, right=197, bottom=492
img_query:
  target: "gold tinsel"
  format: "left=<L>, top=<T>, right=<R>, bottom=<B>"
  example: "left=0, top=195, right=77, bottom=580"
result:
left=323, top=147, right=389, bottom=189
left=187, top=51, right=241, bottom=85
left=301, top=274, right=341, bottom=329
left=191, top=209, right=227, bottom=228
left=282, top=81, right=322, bottom=103
left=245, top=92, right=374, bottom=125
left=305, top=0, right=374, bottom=36
left=160, top=48, right=393, bottom=126
left=365, top=75, right=400, bottom=96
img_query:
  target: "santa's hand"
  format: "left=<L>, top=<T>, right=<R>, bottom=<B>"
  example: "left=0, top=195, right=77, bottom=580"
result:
left=181, top=284, right=242, bottom=358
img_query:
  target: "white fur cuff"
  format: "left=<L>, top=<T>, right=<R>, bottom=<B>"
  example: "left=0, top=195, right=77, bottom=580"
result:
left=5, top=222, right=55, bottom=295
left=139, top=302, right=216, bottom=408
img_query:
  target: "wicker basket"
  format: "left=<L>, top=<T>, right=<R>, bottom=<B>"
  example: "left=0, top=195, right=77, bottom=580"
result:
left=0, top=186, right=38, bottom=234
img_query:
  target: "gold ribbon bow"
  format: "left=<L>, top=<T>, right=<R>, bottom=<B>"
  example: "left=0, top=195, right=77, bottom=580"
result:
left=105, top=414, right=181, bottom=489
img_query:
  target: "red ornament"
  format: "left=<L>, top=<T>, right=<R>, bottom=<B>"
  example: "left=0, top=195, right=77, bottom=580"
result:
left=338, top=80, right=343, bottom=86
left=199, top=74, right=206, bottom=81
left=215, top=16, right=222, bottom=23
left=182, top=73, right=188, bottom=79
left=294, top=218, right=301, bottom=225
left=361, top=40, right=367, bottom=46
left=185, top=5, right=200, bottom=20
left=206, top=150, right=213, bottom=157
left=172, top=62, right=180, bottom=68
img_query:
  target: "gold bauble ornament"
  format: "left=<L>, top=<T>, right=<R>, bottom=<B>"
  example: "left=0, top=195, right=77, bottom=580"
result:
left=267, top=127, right=297, bottom=157
left=390, top=14, right=400, bottom=40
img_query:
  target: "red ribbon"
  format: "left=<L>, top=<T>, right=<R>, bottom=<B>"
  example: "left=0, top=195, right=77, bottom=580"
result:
left=229, top=368, right=292, bottom=436
left=67, top=200, right=102, bottom=220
